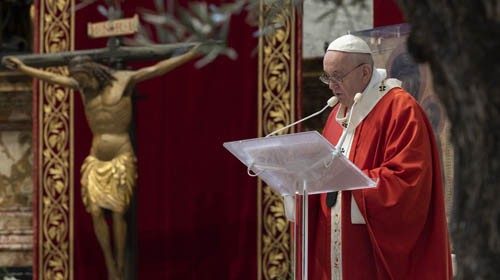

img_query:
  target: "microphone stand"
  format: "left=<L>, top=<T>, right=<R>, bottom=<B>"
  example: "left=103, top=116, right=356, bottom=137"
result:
left=266, top=97, right=338, bottom=137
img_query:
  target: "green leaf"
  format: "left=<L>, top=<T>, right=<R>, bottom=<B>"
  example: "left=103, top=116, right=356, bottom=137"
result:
left=219, top=0, right=246, bottom=14
left=222, top=48, right=238, bottom=60
left=195, top=45, right=223, bottom=68
left=214, top=19, right=229, bottom=41
left=190, top=2, right=209, bottom=23
left=142, top=12, right=168, bottom=25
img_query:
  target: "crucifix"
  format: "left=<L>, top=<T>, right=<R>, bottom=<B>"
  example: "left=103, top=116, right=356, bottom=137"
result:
left=2, top=3, right=211, bottom=279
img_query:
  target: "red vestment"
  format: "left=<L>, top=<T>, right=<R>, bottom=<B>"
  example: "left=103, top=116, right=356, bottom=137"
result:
left=309, top=87, right=452, bottom=280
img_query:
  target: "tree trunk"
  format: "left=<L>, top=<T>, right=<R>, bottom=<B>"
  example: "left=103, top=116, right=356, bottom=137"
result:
left=396, top=1, right=500, bottom=279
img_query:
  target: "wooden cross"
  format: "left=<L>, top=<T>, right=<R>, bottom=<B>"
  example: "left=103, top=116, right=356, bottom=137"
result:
left=0, top=2, right=217, bottom=69
left=0, top=41, right=202, bottom=69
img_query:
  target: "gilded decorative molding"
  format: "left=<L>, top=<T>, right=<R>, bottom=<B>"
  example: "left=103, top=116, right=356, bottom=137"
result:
left=258, top=0, right=295, bottom=279
left=38, top=0, right=74, bottom=279
left=441, top=118, right=454, bottom=220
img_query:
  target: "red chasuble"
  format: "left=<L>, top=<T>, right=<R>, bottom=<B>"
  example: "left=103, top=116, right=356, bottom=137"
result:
left=309, top=87, right=452, bottom=280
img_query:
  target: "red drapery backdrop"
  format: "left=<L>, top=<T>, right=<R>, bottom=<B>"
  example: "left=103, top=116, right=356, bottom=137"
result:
left=373, top=0, right=405, bottom=27
left=73, top=2, right=258, bottom=279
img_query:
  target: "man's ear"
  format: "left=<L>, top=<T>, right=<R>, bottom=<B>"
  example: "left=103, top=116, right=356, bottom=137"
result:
left=362, top=64, right=372, bottom=83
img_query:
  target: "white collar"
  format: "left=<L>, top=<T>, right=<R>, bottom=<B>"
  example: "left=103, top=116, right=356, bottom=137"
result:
left=336, top=68, right=402, bottom=129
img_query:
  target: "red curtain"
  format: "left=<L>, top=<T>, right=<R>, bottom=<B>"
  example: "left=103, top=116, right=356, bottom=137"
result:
left=73, top=2, right=258, bottom=279
left=373, top=0, right=405, bottom=27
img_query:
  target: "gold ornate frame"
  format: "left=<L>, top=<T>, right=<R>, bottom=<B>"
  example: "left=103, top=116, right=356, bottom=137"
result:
left=36, top=0, right=74, bottom=279
left=257, top=0, right=296, bottom=279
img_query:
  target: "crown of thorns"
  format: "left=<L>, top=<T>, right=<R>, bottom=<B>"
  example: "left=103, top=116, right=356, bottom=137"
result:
left=67, top=56, right=116, bottom=89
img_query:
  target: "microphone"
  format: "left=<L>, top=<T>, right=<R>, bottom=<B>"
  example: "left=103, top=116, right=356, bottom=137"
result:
left=266, top=96, right=338, bottom=137
left=335, top=93, right=362, bottom=151
left=327, top=96, right=339, bottom=107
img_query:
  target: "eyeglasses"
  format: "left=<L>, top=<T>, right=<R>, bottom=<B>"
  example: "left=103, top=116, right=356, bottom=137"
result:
left=319, top=63, right=366, bottom=85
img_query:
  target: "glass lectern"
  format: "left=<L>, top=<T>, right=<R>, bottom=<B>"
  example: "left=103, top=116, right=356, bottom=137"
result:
left=224, top=131, right=376, bottom=280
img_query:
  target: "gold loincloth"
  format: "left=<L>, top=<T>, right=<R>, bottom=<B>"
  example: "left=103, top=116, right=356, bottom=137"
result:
left=81, top=153, right=137, bottom=213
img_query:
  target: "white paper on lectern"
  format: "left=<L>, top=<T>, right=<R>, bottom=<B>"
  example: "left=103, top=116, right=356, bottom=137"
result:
left=223, top=131, right=376, bottom=196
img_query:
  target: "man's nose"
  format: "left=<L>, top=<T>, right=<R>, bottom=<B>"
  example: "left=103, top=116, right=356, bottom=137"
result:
left=329, top=81, right=340, bottom=91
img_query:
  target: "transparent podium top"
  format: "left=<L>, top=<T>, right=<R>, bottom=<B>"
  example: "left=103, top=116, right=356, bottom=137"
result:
left=224, top=131, right=376, bottom=195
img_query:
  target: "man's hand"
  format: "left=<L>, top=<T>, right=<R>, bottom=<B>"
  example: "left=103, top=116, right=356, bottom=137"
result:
left=2, top=56, right=24, bottom=70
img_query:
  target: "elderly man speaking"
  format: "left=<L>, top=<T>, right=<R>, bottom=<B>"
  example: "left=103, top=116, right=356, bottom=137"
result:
left=309, top=34, right=452, bottom=280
